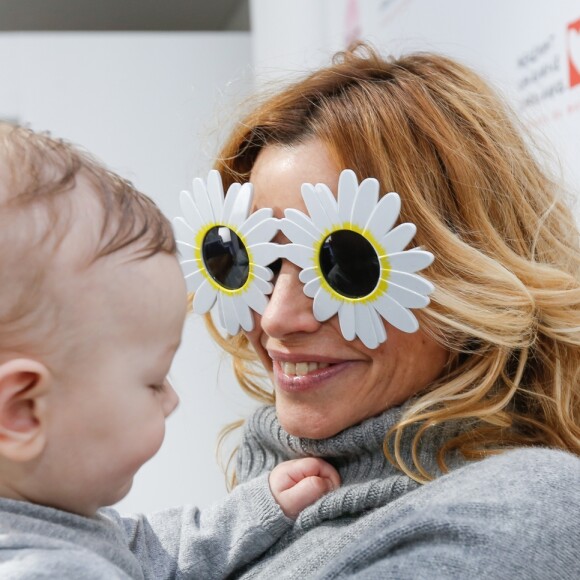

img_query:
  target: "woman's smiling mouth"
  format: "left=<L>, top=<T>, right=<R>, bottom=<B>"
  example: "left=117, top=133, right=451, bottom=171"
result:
left=279, top=361, right=330, bottom=376
left=270, top=353, right=356, bottom=392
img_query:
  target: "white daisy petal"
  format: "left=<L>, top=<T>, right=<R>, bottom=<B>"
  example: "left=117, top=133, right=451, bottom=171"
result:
left=281, top=244, right=314, bottom=269
left=253, top=264, right=274, bottom=282
left=239, top=207, right=274, bottom=236
left=298, top=267, right=319, bottom=285
left=179, top=259, right=200, bottom=277
left=216, top=295, right=230, bottom=334
left=303, top=278, right=321, bottom=298
left=215, top=295, right=226, bottom=332
left=206, top=170, right=226, bottom=223
left=179, top=190, right=205, bottom=232
left=192, top=177, right=215, bottom=223
left=177, top=171, right=276, bottom=332
left=386, top=282, right=430, bottom=308
left=354, top=303, right=380, bottom=349
left=369, top=306, right=387, bottom=344
left=283, top=208, right=322, bottom=238
left=338, top=301, right=356, bottom=341
left=227, top=182, right=253, bottom=228
left=313, top=287, right=341, bottom=321
left=387, top=271, right=434, bottom=295
left=221, top=295, right=241, bottom=335
left=252, top=276, right=273, bottom=296
left=380, top=222, right=416, bottom=254
left=176, top=240, right=195, bottom=260
left=280, top=217, right=318, bottom=244
left=243, top=284, right=269, bottom=315
left=251, top=243, right=283, bottom=266
left=387, top=250, right=434, bottom=273
left=302, top=183, right=333, bottom=231
left=314, top=183, right=340, bottom=224
left=221, top=182, right=241, bottom=224
left=337, top=169, right=359, bottom=223
left=364, top=192, right=401, bottom=240
left=244, top=217, right=279, bottom=246
left=232, top=294, right=254, bottom=332
left=173, top=217, right=197, bottom=247
left=373, top=293, right=419, bottom=333
left=351, top=178, right=380, bottom=227
left=193, top=279, right=218, bottom=314
left=184, top=269, right=205, bottom=293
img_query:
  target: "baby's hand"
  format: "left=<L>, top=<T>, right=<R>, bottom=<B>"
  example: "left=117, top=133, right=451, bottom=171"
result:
left=269, top=458, right=341, bottom=519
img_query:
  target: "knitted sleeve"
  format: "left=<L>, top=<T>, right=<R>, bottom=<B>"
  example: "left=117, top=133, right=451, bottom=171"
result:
left=114, top=473, right=292, bottom=579
left=317, top=448, right=580, bottom=580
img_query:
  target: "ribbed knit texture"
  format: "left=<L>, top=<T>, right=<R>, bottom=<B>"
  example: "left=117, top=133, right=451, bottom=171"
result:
left=238, top=404, right=464, bottom=531
left=0, top=473, right=293, bottom=579
left=234, top=405, right=580, bottom=579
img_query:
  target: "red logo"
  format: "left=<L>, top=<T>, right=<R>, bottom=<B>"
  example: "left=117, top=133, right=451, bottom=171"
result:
left=568, top=17, right=580, bottom=87
left=345, top=0, right=361, bottom=46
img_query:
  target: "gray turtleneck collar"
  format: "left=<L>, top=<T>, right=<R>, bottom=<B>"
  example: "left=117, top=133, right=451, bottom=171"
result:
left=237, top=405, right=468, bottom=530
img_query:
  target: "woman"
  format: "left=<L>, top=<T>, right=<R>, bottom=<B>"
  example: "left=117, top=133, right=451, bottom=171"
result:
left=192, top=45, right=580, bottom=577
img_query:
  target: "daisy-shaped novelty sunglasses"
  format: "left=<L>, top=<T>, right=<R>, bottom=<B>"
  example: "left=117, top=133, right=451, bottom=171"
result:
left=173, top=169, right=434, bottom=349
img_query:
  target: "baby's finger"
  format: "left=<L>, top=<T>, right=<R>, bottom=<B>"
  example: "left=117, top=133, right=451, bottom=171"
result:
left=271, top=458, right=340, bottom=494
left=306, top=458, right=341, bottom=490
left=277, top=475, right=335, bottom=519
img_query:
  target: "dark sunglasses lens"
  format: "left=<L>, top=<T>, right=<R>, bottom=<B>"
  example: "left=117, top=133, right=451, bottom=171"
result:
left=319, top=230, right=380, bottom=298
left=202, top=226, right=249, bottom=290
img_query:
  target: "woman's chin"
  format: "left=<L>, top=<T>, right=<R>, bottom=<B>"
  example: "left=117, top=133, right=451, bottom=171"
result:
left=275, top=402, right=349, bottom=440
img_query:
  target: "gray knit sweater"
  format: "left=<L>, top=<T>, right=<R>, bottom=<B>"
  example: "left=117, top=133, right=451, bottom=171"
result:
left=0, top=473, right=292, bottom=579
left=234, top=405, right=580, bottom=579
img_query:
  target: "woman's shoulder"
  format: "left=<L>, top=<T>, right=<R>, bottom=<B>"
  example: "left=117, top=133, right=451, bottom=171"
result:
left=447, top=446, right=579, bottom=486
left=416, top=447, right=579, bottom=519
left=317, top=449, right=579, bottom=579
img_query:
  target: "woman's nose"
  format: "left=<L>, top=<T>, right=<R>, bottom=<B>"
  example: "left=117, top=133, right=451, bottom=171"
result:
left=260, top=260, right=321, bottom=339
left=162, top=377, right=180, bottom=418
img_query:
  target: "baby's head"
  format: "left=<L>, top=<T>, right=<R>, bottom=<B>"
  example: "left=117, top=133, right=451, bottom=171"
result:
left=0, top=124, right=187, bottom=516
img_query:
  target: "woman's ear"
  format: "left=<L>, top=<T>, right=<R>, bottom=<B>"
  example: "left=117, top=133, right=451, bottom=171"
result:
left=0, top=359, right=50, bottom=462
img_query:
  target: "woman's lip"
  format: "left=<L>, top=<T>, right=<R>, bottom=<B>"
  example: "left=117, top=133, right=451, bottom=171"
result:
left=273, top=359, right=356, bottom=393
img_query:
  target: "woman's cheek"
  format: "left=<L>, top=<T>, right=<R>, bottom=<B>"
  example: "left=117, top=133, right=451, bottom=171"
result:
left=245, top=323, right=274, bottom=373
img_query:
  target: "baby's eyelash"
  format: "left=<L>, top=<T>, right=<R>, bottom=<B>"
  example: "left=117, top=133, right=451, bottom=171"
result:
left=149, top=383, right=166, bottom=393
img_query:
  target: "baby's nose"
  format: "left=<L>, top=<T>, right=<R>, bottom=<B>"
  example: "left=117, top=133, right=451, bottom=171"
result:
left=162, top=378, right=180, bottom=417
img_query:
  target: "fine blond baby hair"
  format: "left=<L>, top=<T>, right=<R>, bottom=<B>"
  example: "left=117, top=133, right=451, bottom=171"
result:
left=0, top=123, right=175, bottom=356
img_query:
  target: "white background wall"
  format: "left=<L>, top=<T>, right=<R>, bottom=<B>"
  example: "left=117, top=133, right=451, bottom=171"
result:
left=0, top=33, right=256, bottom=513
left=251, top=0, right=580, bottom=192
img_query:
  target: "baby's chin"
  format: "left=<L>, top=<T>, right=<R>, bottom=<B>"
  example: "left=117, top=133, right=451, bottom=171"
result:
left=99, top=476, right=136, bottom=511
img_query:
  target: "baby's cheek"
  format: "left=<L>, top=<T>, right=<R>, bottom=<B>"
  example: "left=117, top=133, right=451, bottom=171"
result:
left=134, top=417, right=166, bottom=470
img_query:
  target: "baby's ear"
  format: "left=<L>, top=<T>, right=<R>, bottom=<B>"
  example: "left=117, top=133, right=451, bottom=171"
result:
left=0, top=359, right=50, bottom=462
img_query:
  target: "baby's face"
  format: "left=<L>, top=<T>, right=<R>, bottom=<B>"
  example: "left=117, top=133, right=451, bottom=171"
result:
left=37, top=248, right=187, bottom=515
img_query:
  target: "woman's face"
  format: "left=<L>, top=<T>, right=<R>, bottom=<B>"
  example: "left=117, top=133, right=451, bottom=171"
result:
left=247, top=140, right=449, bottom=439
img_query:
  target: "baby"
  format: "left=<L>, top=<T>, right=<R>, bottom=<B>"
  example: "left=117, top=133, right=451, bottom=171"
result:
left=0, top=124, right=340, bottom=578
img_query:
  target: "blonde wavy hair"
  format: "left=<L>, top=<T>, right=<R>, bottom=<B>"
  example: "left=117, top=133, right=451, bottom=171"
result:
left=207, top=44, right=580, bottom=485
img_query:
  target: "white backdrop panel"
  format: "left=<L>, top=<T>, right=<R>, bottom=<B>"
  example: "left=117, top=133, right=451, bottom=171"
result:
left=251, top=0, right=580, bottom=193
left=0, top=32, right=256, bottom=513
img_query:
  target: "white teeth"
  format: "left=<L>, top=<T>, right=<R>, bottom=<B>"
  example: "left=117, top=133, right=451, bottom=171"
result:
left=282, top=362, right=296, bottom=375
left=296, top=362, right=309, bottom=376
left=280, top=361, right=331, bottom=376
